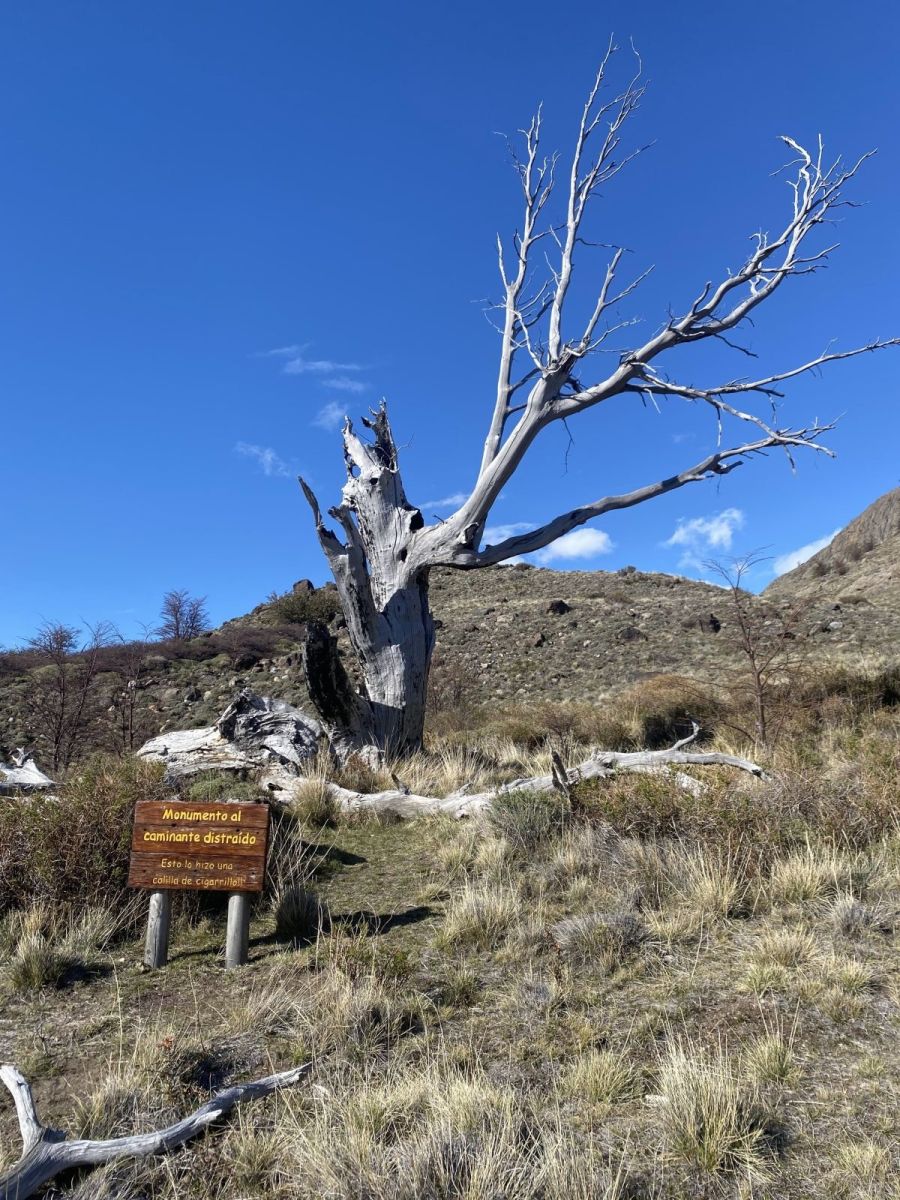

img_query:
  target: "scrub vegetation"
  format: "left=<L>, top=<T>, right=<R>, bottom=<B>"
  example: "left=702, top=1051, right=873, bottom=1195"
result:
left=2, top=664, right=899, bottom=1198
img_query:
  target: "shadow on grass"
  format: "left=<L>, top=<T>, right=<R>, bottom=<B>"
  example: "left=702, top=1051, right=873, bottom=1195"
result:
left=333, top=905, right=435, bottom=936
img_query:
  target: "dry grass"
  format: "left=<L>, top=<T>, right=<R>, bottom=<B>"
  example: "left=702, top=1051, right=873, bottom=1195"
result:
left=438, top=879, right=521, bottom=949
left=2, top=900, right=130, bottom=992
left=3, top=679, right=900, bottom=1199
left=657, top=1039, right=776, bottom=1181
left=557, top=1047, right=638, bottom=1106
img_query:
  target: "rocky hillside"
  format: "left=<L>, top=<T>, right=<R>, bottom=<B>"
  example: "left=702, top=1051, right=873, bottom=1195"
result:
left=3, top=487, right=900, bottom=764
left=764, top=486, right=900, bottom=663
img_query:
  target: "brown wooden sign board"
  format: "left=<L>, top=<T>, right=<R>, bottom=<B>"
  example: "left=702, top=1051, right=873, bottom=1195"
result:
left=128, top=800, right=270, bottom=893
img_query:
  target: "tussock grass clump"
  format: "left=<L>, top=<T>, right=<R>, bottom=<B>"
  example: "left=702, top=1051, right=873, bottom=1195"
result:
left=812, top=953, right=877, bottom=995
left=670, top=846, right=749, bottom=919
left=658, top=1040, right=777, bottom=1180
left=439, top=880, right=520, bottom=949
left=487, top=789, right=569, bottom=853
left=550, top=911, right=647, bottom=971
left=292, top=760, right=341, bottom=827
left=265, top=807, right=324, bottom=943
left=829, top=893, right=878, bottom=937
left=831, top=1138, right=893, bottom=1192
left=743, top=960, right=790, bottom=997
left=4, top=901, right=127, bottom=992
left=276, top=1060, right=632, bottom=1200
left=228, top=957, right=427, bottom=1062
left=558, top=1048, right=638, bottom=1105
left=273, top=886, right=329, bottom=945
left=768, top=843, right=876, bottom=906
left=743, top=1030, right=798, bottom=1085
left=433, top=824, right=479, bottom=880
left=755, top=927, right=818, bottom=967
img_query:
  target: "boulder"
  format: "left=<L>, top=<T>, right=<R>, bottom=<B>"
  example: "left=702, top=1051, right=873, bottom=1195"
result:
left=0, top=749, right=55, bottom=795
left=137, top=689, right=323, bottom=788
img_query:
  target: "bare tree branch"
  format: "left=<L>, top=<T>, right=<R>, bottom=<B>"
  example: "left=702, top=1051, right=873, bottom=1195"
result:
left=449, top=425, right=833, bottom=567
left=0, top=1061, right=310, bottom=1200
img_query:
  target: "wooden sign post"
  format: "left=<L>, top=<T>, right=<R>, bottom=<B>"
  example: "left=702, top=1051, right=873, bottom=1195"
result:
left=128, top=800, right=270, bottom=969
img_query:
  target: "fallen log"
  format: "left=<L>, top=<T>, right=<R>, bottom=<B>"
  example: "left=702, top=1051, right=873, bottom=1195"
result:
left=0, top=1061, right=310, bottom=1200
left=319, top=724, right=766, bottom=821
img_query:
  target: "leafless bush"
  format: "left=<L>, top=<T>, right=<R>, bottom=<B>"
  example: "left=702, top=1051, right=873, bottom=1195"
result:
left=24, top=620, right=114, bottom=769
left=156, top=589, right=210, bottom=640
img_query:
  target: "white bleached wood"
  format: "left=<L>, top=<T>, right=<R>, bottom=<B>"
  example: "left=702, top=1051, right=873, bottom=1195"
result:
left=0, top=1061, right=310, bottom=1200
left=297, top=46, right=896, bottom=760
left=317, top=734, right=767, bottom=822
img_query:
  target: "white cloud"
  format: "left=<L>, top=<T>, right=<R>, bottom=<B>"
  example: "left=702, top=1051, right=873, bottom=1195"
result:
left=535, top=528, right=614, bottom=564
left=666, top=507, right=745, bottom=554
left=773, top=528, right=841, bottom=577
left=283, top=354, right=364, bottom=376
left=483, top=522, right=533, bottom=544
left=235, top=442, right=291, bottom=478
left=322, top=375, right=369, bottom=393
left=313, top=401, right=345, bottom=432
left=422, top=492, right=468, bottom=511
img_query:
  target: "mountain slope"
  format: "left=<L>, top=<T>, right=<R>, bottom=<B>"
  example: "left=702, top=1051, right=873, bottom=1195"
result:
left=764, top=487, right=900, bottom=662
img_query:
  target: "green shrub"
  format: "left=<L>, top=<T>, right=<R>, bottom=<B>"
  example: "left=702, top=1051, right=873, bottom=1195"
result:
left=185, top=772, right=262, bottom=803
left=267, top=589, right=341, bottom=626
left=0, top=754, right=167, bottom=913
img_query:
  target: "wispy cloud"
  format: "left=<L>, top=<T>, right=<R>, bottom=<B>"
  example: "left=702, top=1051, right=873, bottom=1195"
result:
left=322, top=375, right=369, bottom=393
left=283, top=354, right=365, bottom=376
left=313, top=401, right=346, bottom=432
left=422, top=492, right=468, bottom=511
left=259, top=344, right=305, bottom=358
left=535, top=528, right=614, bottom=564
left=235, top=442, right=292, bottom=478
left=665, top=507, right=745, bottom=571
left=773, top=528, right=841, bottom=577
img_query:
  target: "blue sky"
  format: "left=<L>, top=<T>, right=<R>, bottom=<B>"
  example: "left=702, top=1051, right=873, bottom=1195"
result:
left=1, top=0, right=898, bottom=645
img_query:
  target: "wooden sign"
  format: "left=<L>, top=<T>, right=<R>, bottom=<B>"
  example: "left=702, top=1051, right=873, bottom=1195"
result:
left=128, top=800, right=270, bottom=894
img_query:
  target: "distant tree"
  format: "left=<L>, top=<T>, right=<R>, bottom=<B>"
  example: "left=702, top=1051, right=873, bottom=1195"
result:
left=708, top=555, right=805, bottom=750
left=25, top=620, right=114, bottom=769
left=104, top=625, right=155, bottom=753
left=156, top=589, right=210, bottom=641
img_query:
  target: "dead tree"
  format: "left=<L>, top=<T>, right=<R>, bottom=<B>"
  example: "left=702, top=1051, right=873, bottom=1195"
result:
left=156, top=589, right=210, bottom=641
left=298, top=40, right=897, bottom=760
left=708, top=554, right=807, bottom=750
left=24, top=621, right=113, bottom=770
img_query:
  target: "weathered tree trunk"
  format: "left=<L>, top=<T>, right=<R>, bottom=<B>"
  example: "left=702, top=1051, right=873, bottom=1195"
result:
left=301, top=407, right=435, bottom=761
left=293, top=72, right=894, bottom=761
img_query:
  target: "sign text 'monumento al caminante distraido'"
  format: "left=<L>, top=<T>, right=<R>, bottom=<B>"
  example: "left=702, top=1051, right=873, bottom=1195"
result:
left=128, top=799, right=270, bottom=892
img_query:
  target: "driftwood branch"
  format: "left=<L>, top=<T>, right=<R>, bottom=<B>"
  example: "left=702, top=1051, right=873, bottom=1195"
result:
left=318, top=731, right=767, bottom=821
left=0, top=1061, right=310, bottom=1200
